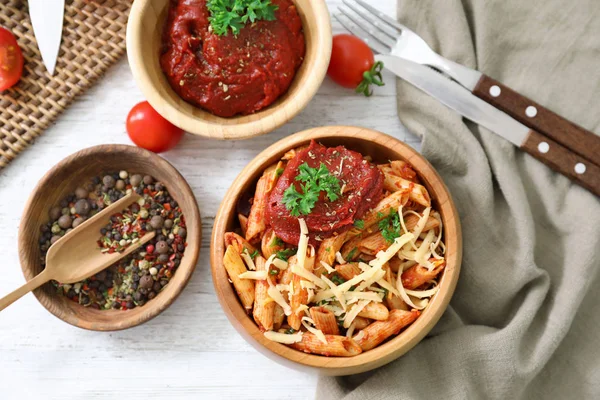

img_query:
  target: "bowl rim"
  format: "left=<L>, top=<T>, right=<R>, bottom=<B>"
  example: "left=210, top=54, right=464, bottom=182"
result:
left=18, top=144, right=202, bottom=331
left=210, top=126, right=462, bottom=375
left=126, top=0, right=332, bottom=140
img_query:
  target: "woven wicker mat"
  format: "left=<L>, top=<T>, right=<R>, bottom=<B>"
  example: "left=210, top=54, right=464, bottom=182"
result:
left=0, top=0, right=132, bottom=170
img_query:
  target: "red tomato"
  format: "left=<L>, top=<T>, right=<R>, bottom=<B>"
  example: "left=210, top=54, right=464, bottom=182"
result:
left=126, top=101, right=184, bottom=153
left=327, top=34, right=384, bottom=96
left=0, top=27, right=24, bottom=91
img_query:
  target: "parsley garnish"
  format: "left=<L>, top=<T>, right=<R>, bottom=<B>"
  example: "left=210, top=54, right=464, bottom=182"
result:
left=207, top=0, right=278, bottom=36
left=285, top=327, right=296, bottom=334
left=269, top=269, right=279, bottom=276
left=249, top=249, right=259, bottom=259
left=276, top=248, right=297, bottom=260
left=354, top=219, right=365, bottom=229
left=331, top=274, right=346, bottom=285
left=275, top=167, right=284, bottom=177
left=378, top=208, right=403, bottom=243
left=270, top=236, right=284, bottom=248
left=282, top=163, right=341, bottom=216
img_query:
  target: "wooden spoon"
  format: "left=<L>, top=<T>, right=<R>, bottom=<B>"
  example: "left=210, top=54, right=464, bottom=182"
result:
left=0, top=193, right=155, bottom=311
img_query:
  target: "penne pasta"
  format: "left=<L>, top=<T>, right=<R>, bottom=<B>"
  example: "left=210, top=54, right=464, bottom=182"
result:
left=355, top=309, right=421, bottom=351
left=352, top=316, right=371, bottom=330
left=357, top=191, right=410, bottom=235
left=288, top=252, right=316, bottom=330
left=340, top=235, right=362, bottom=261
left=238, top=213, right=249, bottom=237
left=380, top=167, right=431, bottom=207
left=253, top=256, right=275, bottom=331
left=358, top=231, right=388, bottom=255
left=261, top=228, right=285, bottom=259
left=273, top=304, right=285, bottom=331
left=246, top=164, right=280, bottom=243
left=384, top=268, right=408, bottom=310
left=290, top=333, right=362, bottom=357
left=335, top=262, right=362, bottom=281
left=314, top=233, right=347, bottom=275
left=389, top=160, right=418, bottom=182
left=357, top=301, right=389, bottom=321
left=404, top=213, right=440, bottom=233
left=309, top=306, right=340, bottom=335
left=401, top=260, right=445, bottom=290
left=223, top=245, right=255, bottom=312
left=224, top=232, right=258, bottom=255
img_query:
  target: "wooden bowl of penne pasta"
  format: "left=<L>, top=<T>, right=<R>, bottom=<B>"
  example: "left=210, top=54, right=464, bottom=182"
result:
left=211, top=126, right=461, bottom=375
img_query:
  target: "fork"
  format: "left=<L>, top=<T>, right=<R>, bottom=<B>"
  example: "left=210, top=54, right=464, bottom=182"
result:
left=336, top=0, right=600, bottom=166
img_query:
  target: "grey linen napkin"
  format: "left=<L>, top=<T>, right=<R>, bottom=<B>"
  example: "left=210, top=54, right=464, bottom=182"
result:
left=317, top=0, right=600, bottom=398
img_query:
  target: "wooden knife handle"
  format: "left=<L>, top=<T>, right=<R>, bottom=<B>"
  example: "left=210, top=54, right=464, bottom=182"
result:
left=522, top=130, right=600, bottom=196
left=473, top=75, right=600, bottom=166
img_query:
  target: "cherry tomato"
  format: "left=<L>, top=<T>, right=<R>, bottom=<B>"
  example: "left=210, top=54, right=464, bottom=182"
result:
left=327, top=34, right=384, bottom=96
left=126, top=101, right=184, bottom=153
left=0, top=27, right=24, bottom=91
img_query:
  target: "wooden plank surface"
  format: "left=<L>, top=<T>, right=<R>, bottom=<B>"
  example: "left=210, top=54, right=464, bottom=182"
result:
left=0, top=1, right=420, bottom=398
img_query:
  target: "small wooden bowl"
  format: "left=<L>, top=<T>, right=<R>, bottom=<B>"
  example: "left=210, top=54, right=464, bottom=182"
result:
left=19, top=145, right=201, bottom=331
left=211, top=126, right=462, bottom=375
left=126, top=0, right=332, bottom=140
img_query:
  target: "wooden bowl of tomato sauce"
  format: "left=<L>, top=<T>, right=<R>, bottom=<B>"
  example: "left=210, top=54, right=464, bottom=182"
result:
left=18, top=145, right=201, bottom=331
left=210, top=126, right=462, bottom=375
left=126, top=0, right=332, bottom=139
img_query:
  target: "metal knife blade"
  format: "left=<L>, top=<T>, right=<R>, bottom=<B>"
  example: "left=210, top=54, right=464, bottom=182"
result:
left=29, top=0, right=65, bottom=75
left=376, top=55, right=530, bottom=147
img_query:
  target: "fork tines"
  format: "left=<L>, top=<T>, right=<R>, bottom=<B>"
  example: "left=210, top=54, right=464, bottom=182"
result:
left=336, top=0, right=406, bottom=54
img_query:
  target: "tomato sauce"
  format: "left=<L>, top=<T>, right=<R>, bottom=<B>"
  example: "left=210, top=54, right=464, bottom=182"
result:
left=160, top=0, right=305, bottom=117
left=267, top=141, right=384, bottom=246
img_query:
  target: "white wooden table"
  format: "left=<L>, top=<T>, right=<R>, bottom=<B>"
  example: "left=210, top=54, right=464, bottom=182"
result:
left=0, top=1, right=418, bottom=398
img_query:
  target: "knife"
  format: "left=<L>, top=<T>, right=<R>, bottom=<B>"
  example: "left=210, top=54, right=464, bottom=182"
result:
left=376, top=55, right=600, bottom=196
left=29, top=0, right=65, bottom=75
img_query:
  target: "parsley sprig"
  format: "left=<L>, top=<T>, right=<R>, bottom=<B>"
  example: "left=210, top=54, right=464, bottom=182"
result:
left=378, top=208, right=403, bottom=243
left=207, top=0, right=278, bottom=36
left=282, top=163, right=341, bottom=217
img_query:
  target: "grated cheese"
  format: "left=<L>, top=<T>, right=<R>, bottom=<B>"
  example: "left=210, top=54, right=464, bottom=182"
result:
left=369, top=233, right=415, bottom=269
left=273, top=258, right=288, bottom=270
left=405, top=286, right=439, bottom=298
left=290, top=264, right=328, bottom=289
left=353, top=330, right=365, bottom=342
left=240, top=248, right=256, bottom=270
left=265, top=254, right=277, bottom=271
left=300, top=280, right=317, bottom=290
left=335, top=251, right=347, bottom=264
left=238, top=271, right=268, bottom=280
left=267, top=285, right=292, bottom=316
left=320, top=261, right=335, bottom=274
left=321, top=275, right=347, bottom=311
left=395, top=270, right=423, bottom=310
left=412, top=207, right=431, bottom=238
left=376, top=277, right=400, bottom=297
left=355, top=269, right=386, bottom=293
left=414, top=230, right=436, bottom=269
left=302, top=317, right=327, bottom=344
left=323, top=304, right=345, bottom=317
left=343, top=300, right=370, bottom=328
left=297, top=219, right=309, bottom=269
left=264, top=330, right=303, bottom=344
left=296, top=304, right=309, bottom=314
left=346, top=322, right=356, bottom=338
left=345, top=291, right=384, bottom=302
